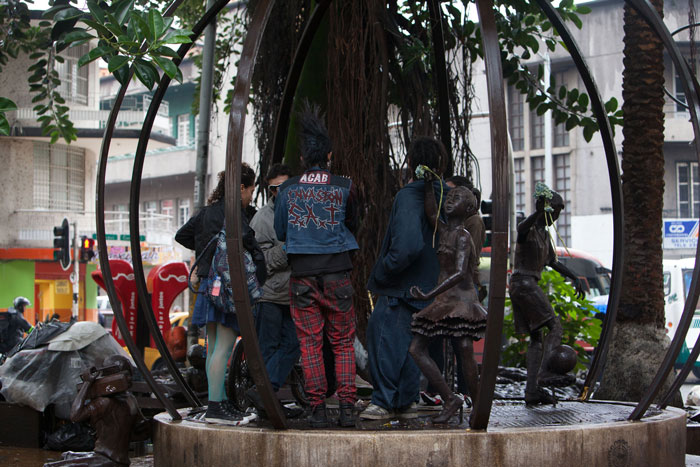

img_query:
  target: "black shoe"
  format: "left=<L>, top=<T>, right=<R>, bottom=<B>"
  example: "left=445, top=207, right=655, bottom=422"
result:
left=282, top=404, right=305, bottom=419
left=204, top=401, right=249, bottom=426
left=309, top=403, right=329, bottom=428
left=222, top=400, right=256, bottom=422
left=338, top=402, right=356, bottom=427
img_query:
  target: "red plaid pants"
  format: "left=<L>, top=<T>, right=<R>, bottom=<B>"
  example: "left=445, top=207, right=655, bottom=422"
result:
left=289, top=273, right=356, bottom=406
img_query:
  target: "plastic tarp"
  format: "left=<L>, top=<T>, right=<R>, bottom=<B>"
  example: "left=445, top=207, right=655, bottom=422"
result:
left=0, top=322, right=132, bottom=419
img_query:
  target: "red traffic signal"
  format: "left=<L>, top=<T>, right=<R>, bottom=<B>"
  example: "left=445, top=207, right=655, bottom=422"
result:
left=80, top=236, right=96, bottom=262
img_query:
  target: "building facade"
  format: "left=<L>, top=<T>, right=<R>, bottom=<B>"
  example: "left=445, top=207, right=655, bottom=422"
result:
left=469, top=0, right=697, bottom=267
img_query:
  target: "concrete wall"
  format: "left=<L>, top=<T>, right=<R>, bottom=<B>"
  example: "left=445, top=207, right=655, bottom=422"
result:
left=0, top=137, right=99, bottom=248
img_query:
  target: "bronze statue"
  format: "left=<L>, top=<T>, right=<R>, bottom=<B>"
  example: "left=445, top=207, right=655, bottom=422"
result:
left=409, top=176, right=487, bottom=424
left=45, top=355, right=141, bottom=466
left=510, top=183, right=584, bottom=406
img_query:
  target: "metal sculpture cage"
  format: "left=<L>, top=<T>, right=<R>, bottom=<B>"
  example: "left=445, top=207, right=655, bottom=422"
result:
left=94, top=0, right=700, bottom=430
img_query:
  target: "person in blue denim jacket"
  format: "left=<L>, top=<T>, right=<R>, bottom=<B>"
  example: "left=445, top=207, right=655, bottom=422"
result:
left=274, top=104, right=359, bottom=428
left=361, top=136, right=449, bottom=421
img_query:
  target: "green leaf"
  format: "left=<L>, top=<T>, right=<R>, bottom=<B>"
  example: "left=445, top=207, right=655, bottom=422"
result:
left=152, top=56, right=177, bottom=80
left=82, top=19, right=114, bottom=39
left=104, top=15, right=126, bottom=37
left=77, top=45, right=112, bottom=68
left=62, top=30, right=95, bottom=45
left=112, top=0, right=135, bottom=26
left=108, top=55, right=130, bottom=73
left=570, top=14, right=583, bottom=30
left=86, top=0, right=106, bottom=23
left=577, top=5, right=592, bottom=14
left=0, top=115, right=10, bottom=136
left=133, top=59, right=159, bottom=90
left=132, top=13, right=151, bottom=44
left=565, top=115, right=579, bottom=131
left=113, top=66, right=130, bottom=85
left=0, top=97, right=17, bottom=113
left=583, top=124, right=596, bottom=142
left=54, top=7, right=83, bottom=22
left=605, top=97, right=618, bottom=113
left=162, top=29, right=193, bottom=44
left=148, top=9, right=165, bottom=42
left=155, top=46, right=179, bottom=59
left=578, top=93, right=589, bottom=108
left=174, top=67, right=183, bottom=84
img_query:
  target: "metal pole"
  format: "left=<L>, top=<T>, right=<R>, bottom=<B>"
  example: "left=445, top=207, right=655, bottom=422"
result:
left=194, top=0, right=217, bottom=211
left=71, top=222, right=79, bottom=319
left=543, top=52, right=553, bottom=188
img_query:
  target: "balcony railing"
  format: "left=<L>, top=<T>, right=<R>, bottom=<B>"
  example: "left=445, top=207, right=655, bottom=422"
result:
left=9, top=108, right=172, bottom=137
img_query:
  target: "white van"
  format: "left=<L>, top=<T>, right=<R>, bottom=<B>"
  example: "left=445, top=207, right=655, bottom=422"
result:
left=663, top=257, right=700, bottom=376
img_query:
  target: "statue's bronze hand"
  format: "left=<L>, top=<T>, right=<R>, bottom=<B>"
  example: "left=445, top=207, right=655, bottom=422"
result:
left=410, top=285, right=427, bottom=300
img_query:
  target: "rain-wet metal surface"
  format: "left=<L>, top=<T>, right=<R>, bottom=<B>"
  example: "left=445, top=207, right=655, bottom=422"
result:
left=179, top=400, right=660, bottom=431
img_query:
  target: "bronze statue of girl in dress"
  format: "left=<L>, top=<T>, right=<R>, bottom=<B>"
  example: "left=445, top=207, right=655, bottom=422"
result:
left=409, top=174, right=487, bottom=424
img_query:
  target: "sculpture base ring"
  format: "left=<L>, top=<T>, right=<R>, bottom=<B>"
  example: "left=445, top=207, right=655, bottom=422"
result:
left=153, top=401, right=685, bottom=466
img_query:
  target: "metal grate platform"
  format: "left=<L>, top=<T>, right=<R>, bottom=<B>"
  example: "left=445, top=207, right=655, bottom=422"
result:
left=183, top=400, right=658, bottom=431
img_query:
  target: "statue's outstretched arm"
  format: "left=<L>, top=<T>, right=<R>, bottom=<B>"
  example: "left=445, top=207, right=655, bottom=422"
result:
left=411, top=234, right=469, bottom=300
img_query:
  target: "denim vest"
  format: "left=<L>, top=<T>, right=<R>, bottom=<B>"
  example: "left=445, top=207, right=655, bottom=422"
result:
left=274, top=168, right=359, bottom=255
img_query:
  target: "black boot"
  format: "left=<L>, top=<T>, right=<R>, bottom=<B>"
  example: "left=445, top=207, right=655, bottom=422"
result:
left=338, top=402, right=356, bottom=427
left=309, top=403, right=329, bottom=428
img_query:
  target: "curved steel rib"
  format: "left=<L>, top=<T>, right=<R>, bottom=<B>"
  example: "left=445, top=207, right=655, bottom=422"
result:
left=95, top=0, right=186, bottom=420
left=469, top=0, right=509, bottom=431
left=623, top=0, right=700, bottom=420
left=427, top=0, right=453, bottom=172
left=225, top=0, right=287, bottom=429
left=270, top=0, right=333, bottom=165
left=530, top=0, right=624, bottom=402
left=126, top=0, right=236, bottom=409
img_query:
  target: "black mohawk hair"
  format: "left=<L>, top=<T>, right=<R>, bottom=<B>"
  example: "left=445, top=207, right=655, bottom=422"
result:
left=298, top=101, right=332, bottom=169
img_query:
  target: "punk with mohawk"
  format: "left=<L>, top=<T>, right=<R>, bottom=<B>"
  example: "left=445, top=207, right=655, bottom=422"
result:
left=298, top=103, right=332, bottom=169
left=273, top=101, right=359, bottom=428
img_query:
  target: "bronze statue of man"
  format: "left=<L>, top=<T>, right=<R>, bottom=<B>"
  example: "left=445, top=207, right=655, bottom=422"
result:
left=46, top=355, right=140, bottom=466
left=510, top=184, right=584, bottom=406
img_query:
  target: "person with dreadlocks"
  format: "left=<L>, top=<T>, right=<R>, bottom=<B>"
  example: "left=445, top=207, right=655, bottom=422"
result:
left=361, top=136, right=450, bottom=421
left=274, top=103, right=359, bottom=428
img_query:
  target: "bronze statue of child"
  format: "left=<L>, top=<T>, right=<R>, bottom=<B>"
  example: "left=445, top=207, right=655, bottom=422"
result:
left=510, top=183, right=585, bottom=406
left=409, top=173, right=487, bottom=424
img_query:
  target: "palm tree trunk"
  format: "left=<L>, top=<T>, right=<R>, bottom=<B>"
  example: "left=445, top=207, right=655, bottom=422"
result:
left=596, top=0, right=681, bottom=406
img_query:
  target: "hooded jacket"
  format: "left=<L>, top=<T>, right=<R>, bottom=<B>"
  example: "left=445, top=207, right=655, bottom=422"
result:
left=367, top=179, right=449, bottom=299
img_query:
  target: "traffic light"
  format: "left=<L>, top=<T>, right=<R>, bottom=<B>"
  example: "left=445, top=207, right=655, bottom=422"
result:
left=80, top=236, right=96, bottom=262
left=53, top=218, right=70, bottom=270
left=481, top=199, right=492, bottom=247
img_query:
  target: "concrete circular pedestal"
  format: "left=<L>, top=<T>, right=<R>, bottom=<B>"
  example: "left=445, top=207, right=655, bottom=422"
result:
left=153, top=401, right=686, bottom=467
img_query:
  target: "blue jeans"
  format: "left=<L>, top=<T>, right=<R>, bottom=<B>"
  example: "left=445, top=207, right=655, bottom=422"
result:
left=255, top=301, right=300, bottom=391
left=366, top=296, right=420, bottom=409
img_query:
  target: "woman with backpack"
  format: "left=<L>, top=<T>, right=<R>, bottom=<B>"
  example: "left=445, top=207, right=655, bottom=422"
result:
left=175, top=165, right=265, bottom=425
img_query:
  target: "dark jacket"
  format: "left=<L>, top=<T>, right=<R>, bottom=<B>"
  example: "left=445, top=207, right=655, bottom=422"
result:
left=274, top=167, right=359, bottom=255
left=176, top=200, right=266, bottom=284
left=175, top=200, right=225, bottom=278
left=367, top=179, right=448, bottom=299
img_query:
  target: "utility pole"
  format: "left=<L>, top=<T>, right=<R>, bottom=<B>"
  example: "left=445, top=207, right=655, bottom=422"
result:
left=71, top=222, right=79, bottom=320
left=194, top=0, right=217, bottom=211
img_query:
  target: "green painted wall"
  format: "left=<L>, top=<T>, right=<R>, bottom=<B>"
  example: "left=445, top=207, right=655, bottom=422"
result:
left=0, top=261, right=35, bottom=309
left=85, top=263, right=97, bottom=309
